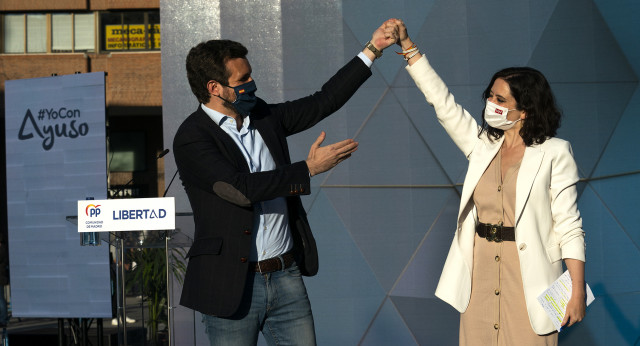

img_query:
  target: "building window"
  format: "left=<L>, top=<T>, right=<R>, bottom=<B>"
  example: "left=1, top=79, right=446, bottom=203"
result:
left=50, top=13, right=95, bottom=52
left=52, top=14, right=72, bottom=51
left=100, top=11, right=160, bottom=51
left=74, top=13, right=95, bottom=51
left=27, top=14, right=47, bottom=53
left=3, top=14, right=25, bottom=53
left=109, top=131, right=148, bottom=172
left=1, top=12, right=96, bottom=54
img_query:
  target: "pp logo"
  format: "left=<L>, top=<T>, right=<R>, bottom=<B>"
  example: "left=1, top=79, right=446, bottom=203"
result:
left=85, top=204, right=102, bottom=217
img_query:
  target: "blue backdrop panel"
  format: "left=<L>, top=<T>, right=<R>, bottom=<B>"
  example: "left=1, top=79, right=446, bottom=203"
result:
left=361, top=298, right=417, bottom=345
left=401, top=83, right=483, bottom=184
left=4, top=72, right=110, bottom=318
left=552, top=83, right=634, bottom=177
left=594, top=0, right=640, bottom=73
left=392, top=296, right=459, bottom=345
left=330, top=92, right=452, bottom=186
left=161, top=0, right=640, bottom=344
left=392, top=195, right=459, bottom=299
left=585, top=177, right=640, bottom=294
left=594, top=89, right=640, bottom=177
left=305, top=190, right=385, bottom=345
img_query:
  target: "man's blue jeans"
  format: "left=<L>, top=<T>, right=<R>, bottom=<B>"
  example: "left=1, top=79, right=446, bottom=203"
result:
left=202, top=263, right=316, bottom=346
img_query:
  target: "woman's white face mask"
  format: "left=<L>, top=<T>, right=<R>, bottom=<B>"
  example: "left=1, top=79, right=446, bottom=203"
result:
left=484, top=100, right=521, bottom=130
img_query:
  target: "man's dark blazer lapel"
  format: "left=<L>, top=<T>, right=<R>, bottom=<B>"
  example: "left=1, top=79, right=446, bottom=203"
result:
left=194, top=105, right=289, bottom=169
left=252, top=116, right=288, bottom=167
left=194, top=107, right=252, bottom=173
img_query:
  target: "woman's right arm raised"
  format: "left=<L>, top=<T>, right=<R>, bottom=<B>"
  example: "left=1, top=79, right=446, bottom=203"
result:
left=392, top=18, right=480, bottom=157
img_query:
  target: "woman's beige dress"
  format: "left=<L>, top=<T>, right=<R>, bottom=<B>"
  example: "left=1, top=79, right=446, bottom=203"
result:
left=459, top=149, right=557, bottom=346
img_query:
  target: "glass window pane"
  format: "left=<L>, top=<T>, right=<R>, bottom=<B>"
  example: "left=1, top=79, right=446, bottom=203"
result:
left=109, top=132, right=147, bottom=172
left=148, top=11, right=159, bottom=25
left=101, top=12, right=123, bottom=51
left=147, top=23, right=160, bottom=50
left=3, top=14, right=25, bottom=53
left=26, top=14, right=47, bottom=53
left=74, top=13, right=95, bottom=51
left=52, top=14, right=72, bottom=52
left=104, top=23, right=126, bottom=50
left=148, top=11, right=160, bottom=50
left=126, top=24, right=146, bottom=50
left=122, top=11, right=144, bottom=25
left=122, top=12, right=144, bottom=50
left=99, top=11, right=161, bottom=51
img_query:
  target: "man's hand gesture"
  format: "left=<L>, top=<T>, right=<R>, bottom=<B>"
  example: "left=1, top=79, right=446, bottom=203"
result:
left=306, top=132, right=358, bottom=177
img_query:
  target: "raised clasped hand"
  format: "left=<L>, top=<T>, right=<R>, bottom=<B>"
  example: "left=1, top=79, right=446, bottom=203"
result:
left=370, top=19, right=400, bottom=52
left=384, top=18, right=412, bottom=49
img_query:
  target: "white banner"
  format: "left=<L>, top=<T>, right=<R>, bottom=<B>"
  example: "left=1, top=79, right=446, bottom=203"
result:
left=5, top=72, right=110, bottom=318
left=78, top=197, right=175, bottom=232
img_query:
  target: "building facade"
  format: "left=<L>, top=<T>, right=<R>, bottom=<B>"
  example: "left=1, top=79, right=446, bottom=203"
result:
left=1, top=0, right=165, bottom=203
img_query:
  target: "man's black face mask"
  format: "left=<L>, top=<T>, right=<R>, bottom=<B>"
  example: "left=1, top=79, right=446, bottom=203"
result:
left=217, top=80, right=258, bottom=117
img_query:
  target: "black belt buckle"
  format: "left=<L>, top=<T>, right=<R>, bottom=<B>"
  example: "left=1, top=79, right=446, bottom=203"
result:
left=487, top=224, right=503, bottom=243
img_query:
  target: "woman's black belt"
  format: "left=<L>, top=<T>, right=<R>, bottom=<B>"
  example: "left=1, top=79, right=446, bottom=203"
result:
left=476, top=223, right=515, bottom=242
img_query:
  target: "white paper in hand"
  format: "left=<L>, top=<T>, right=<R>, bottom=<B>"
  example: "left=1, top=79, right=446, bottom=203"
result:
left=537, top=270, right=595, bottom=332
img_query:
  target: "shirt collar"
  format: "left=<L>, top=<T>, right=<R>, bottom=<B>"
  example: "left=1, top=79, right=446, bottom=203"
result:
left=201, top=104, right=251, bottom=129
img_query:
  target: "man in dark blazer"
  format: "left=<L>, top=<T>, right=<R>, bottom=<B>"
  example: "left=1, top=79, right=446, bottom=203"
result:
left=173, top=20, right=396, bottom=345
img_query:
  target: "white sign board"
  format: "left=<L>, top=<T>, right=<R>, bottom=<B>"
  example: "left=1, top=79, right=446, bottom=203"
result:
left=4, top=72, right=110, bottom=318
left=78, top=197, right=175, bottom=232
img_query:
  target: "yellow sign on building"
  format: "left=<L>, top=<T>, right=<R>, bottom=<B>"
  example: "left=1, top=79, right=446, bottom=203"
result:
left=105, top=24, right=160, bottom=50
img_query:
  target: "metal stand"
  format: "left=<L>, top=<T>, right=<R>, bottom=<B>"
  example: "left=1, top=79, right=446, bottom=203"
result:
left=57, top=318, right=64, bottom=346
left=165, top=231, right=172, bottom=346
left=69, top=209, right=192, bottom=346
left=81, top=319, right=88, bottom=346
left=112, top=229, right=191, bottom=346
left=97, top=318, right=104, bottom=346
left=115, top=236, right=128, bottom=346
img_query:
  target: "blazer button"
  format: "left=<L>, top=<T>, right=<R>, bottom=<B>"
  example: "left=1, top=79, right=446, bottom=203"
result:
left=244, top=230, right=251, bottom=235
left=495, top=289, right=500, bottom=295
left=240, top=257, right=248, bottom=263
left=494, top=323, right=499, bottom=330
left=519, top=243, right=527, bottom=251
left=495, top=256, right=500, bottom=262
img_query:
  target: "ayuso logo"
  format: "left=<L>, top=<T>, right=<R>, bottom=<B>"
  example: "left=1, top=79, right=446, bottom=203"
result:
left=86, top=204, right=101, bottom=217
left=18, top=108, right=90, bottom=151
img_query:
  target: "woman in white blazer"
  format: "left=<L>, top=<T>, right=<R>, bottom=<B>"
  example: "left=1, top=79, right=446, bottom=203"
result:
left=391, top=20, right=586, bottom=345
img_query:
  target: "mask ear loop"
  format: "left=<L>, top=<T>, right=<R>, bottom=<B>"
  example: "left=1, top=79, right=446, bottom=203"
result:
left=214, top=81, right=238, bottom=104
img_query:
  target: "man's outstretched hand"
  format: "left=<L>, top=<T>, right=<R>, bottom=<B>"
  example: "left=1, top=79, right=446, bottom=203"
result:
left=306, top=132, right=358, bottom=177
